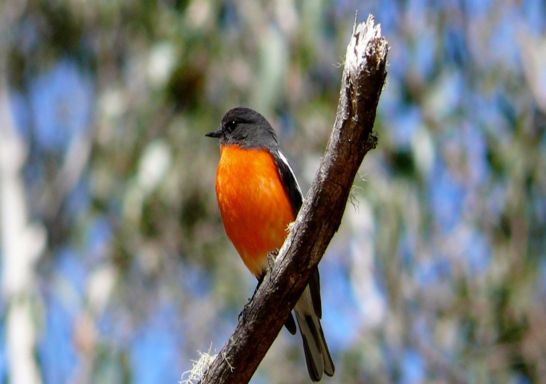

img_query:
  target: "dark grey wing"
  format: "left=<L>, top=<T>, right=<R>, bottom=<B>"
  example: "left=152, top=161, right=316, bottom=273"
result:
left=284, top=310, right=297, bottom=334
left=272, top=150, right=303, bottom=215
left=309, top=266, right=322, bottom=318
left=271, top=150, right=304, bottom=335
left=273, top=150, right=323, bottom=313
left=272, top=150, right=324, bottom=329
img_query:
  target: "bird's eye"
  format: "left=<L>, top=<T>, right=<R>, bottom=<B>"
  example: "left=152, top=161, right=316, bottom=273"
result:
left=225, top=120, right=236, bottom=133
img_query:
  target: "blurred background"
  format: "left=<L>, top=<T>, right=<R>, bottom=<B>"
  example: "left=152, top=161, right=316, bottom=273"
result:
left=1, top=0, right=545, bottom=383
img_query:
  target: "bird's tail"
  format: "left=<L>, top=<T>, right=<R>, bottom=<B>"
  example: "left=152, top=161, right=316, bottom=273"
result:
left=294, top=285, right=335, bottom=382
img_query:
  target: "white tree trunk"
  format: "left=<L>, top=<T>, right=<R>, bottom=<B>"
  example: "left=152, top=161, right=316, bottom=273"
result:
left=0, top=75, right=44, bottom=384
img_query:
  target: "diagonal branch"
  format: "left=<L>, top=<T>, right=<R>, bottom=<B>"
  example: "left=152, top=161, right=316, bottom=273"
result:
left=200, top=15, right=389, bottom=384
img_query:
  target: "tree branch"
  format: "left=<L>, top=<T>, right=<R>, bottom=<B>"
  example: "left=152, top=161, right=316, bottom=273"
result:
left=200, top=15, right=388, bottom=383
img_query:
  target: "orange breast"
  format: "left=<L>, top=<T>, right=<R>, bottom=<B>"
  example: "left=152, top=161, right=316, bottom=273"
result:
left=216, top=145, right=295, bottom=276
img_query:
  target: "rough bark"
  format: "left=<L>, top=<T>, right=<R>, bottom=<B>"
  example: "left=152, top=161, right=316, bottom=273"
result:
left=200, top=15, right=389, bottom=384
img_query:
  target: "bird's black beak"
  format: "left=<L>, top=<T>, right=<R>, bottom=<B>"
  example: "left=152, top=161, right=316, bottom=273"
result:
left=205, top=127, right=223, bottom=138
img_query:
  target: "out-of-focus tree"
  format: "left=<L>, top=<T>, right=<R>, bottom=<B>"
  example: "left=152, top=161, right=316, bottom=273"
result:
left=0, top=0, right=544, bottom=383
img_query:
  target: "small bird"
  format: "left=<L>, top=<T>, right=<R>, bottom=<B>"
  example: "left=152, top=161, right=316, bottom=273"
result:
left=206, top=107, right=334, bottom=381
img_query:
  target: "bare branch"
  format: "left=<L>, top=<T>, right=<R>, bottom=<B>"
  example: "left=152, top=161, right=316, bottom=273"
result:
left=200, top=15, right=388, bottom=383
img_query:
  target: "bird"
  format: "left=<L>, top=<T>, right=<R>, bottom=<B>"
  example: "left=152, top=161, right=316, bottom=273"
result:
left=206, top=107, right=334, bottom=381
